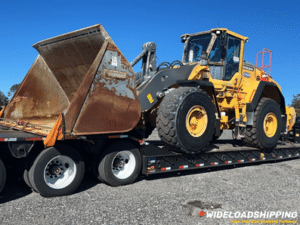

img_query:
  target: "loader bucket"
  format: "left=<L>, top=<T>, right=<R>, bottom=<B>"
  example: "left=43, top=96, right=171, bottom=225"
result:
left=2, top=24, right=141, bottom=135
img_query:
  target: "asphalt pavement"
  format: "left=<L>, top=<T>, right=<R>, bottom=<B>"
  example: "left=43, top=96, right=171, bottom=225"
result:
left=0, top=130, right=299, bottom=225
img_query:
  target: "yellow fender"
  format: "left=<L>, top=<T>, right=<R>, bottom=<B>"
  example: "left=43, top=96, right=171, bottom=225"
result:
left=286, top=106, right=296, bottom=131
left=188, top=64, right=209, bottom=80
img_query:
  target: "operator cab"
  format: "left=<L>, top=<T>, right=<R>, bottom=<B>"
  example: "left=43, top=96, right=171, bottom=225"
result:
left=181, top=29, right=248, bottom=81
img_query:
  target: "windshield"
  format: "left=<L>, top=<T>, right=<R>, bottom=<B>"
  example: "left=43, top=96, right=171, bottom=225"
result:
left=184, top=33, right=211, bottom=63
left=184, top=33, right=224, bottom=64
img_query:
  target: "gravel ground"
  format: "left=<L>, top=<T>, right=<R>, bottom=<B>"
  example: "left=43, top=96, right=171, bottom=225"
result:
left=0, top=130, right=299, bottom=225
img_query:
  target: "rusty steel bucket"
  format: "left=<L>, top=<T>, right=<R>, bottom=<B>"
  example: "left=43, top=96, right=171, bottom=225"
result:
left=2, top=24, right=141, bottom=135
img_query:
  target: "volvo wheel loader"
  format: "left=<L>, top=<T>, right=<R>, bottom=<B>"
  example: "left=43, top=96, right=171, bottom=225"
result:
left=133, top=28, right=296, bottom=154
left=0, top=25, right=298, bottom=197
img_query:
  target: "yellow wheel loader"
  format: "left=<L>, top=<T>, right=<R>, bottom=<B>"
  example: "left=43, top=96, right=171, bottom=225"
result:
left=134, top=28, right=296, bottom=153
left=0, top=25, right=298, bottom=196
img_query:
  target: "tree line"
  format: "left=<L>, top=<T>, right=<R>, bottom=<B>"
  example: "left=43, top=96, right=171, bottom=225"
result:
left=0, top=84, right=20, bottom=106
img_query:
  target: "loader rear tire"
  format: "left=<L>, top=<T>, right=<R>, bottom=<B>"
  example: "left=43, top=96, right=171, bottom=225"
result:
left=242, top=98, right=282, bottom=149
left=156, top=87, right=215, bottom=154
left=0, top=158, right=6, bottom=194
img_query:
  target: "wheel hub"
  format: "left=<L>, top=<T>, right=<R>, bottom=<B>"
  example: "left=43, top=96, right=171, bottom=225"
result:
left=44, top=156, right=76, bottom=189
left=186, top=105, right=208, bottom=137
left=46, top=161, right=64, bottom=178
left=263, top=112, right=278, bottom=137
left=113, top=156, right=126, bottom=170
left=111, top=151, right=136, bottom=179
left=49, top=164, right=61, bottom=175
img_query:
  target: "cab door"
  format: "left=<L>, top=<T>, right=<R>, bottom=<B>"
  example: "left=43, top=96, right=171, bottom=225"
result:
left=224, top=35, right=242, bottom=81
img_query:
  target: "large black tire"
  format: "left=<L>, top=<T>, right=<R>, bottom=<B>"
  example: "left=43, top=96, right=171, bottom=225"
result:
left=92, top=153, right=105, bottom=183
left=98, top=141, right=141, bottom=187
left=242, top=98, right=282, bottom=149
left=28, top=146, right=85, bottom=197
left=22, top=150, right=41, bottom=190
left=0, top=158, right=6, bottom=194
left=157, top=87, right=216, bottom=153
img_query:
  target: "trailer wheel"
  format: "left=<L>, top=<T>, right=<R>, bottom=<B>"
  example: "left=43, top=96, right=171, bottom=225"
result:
left=92, top=154, right=105, bottom=182
left=28, top=146, right=85, bottom=197
left=243, top=98, right=282, bottom=149
left=0, top=158, right=6, bottom=194
left=23, top=170, right=32, bottom=189
left=22, top=150, right=40, bottom=191
left=98, top=141, right=141, bottom=186
left=157, top=87, right=215, bottom=153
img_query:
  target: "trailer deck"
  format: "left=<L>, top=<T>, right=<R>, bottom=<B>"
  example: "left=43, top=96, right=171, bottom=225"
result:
left=0, top=125, right=44, bottom=141
left=141, top=139, right=300, bottom=175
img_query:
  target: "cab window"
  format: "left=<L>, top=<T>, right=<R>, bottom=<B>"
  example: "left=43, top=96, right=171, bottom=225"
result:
left=184, top=34, right=211, bottom=63
left=224, top=36, right=241, bottom=81
left=209, top=38, right=223, bottom=63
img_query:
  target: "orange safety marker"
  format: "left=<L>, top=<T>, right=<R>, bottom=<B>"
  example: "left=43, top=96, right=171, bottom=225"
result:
left=44, top=114, right=63, bottom=147
left=0, top=107, right=5, bottom=117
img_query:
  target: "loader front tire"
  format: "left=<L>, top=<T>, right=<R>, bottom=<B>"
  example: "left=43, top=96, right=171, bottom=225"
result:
left=242, top=98, right=282, bottom=149
left=0, top=158, right=6, bottom=194
left=157, top=87, right=215, bottom=153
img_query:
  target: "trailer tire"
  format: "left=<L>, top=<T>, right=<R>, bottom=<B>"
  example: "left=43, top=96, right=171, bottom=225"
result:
left=22, top=150, right=41, bottom=191
left=243, top=98, right=282, bottom=149
left=28, top=146, right=85, bottom=197
left=23, top=170, right=32, bottom=189
left=98, top=141, right=141, bottom=187
left=157, top=87, right=215, bottom=153
left=92, top=154, right=105, bottom=182
left=0, top=158, right=6, bottom=194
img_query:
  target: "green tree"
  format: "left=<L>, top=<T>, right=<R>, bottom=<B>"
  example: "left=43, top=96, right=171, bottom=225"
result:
left=8, top=83, right=20, bottom=97
left=291, top=93, right=300, bottom=115
left=0, top=91, right=8, bottom=106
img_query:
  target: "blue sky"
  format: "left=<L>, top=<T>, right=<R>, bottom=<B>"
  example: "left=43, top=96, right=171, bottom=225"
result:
left=0, top=0, right=299, bottom=104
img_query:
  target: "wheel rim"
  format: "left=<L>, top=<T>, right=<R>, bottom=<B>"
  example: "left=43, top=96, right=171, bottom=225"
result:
left=263, top=112, right=278, bottom=137
left=44, top=156, right=77, bottom=189
left=111, top=151, right=136, bottom=179
left=186, top=105, right=208, bottom=137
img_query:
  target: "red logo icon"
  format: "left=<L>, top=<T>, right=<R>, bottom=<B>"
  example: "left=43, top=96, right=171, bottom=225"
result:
left=199, top=211, right=205, bottom=217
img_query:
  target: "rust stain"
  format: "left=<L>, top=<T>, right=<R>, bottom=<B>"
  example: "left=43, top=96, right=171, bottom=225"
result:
left=3, top=56, right=69, bottom=123
left=73, top=82, right=140, bottom=134
left=64, top=40, right=109, bottom=133
left=72, top=42, right=140, bottom=135
left=1, top=24, right=141, bottom=137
